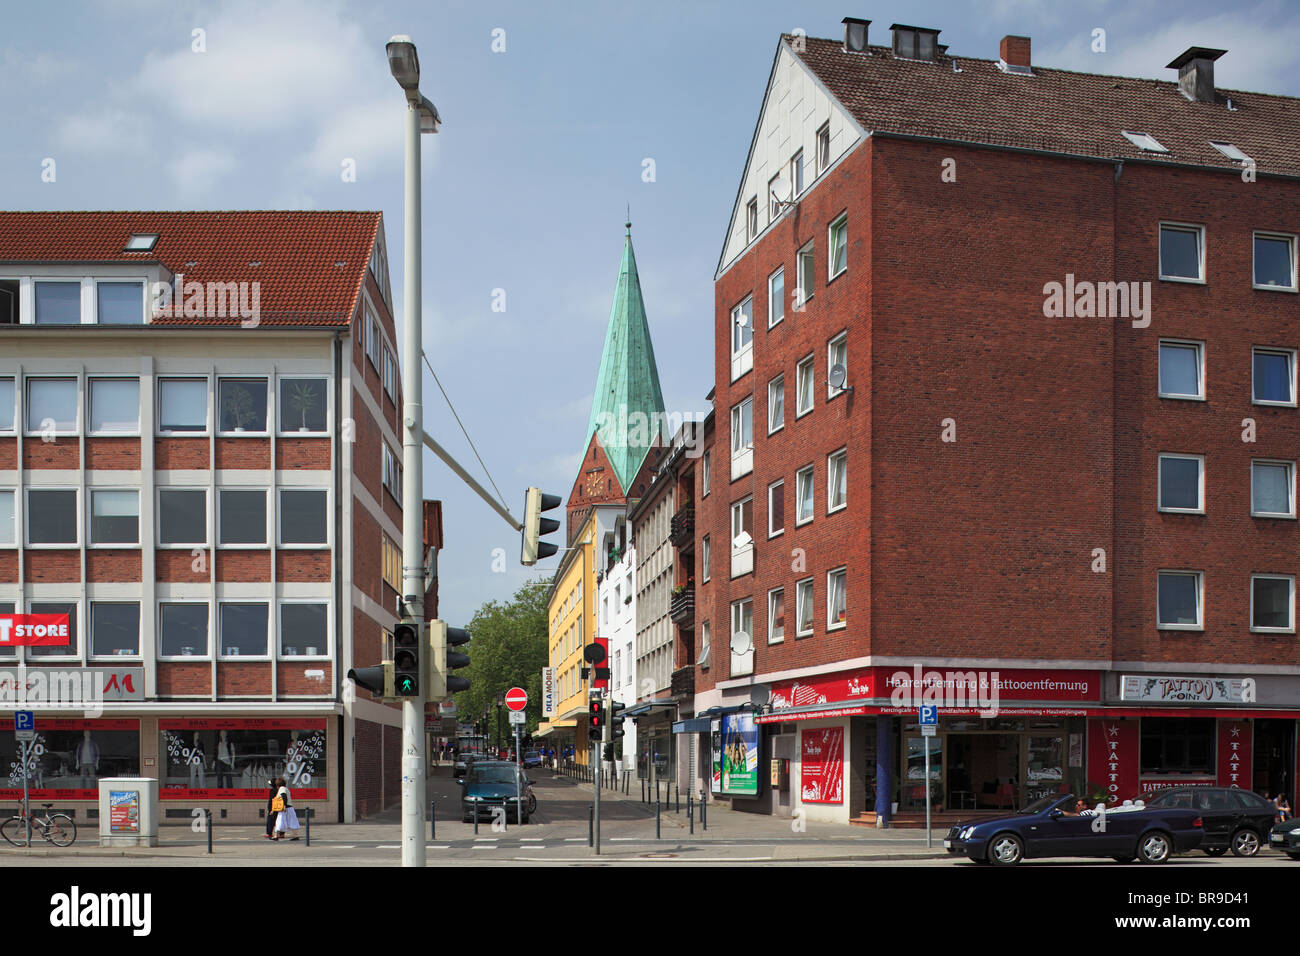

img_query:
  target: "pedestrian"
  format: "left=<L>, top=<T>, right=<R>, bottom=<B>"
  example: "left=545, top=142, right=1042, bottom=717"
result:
left=1275, top=793, right=1291, bottom=823
left=272, top=776, right=301, bottom=841
left=264, top=778, right=280, bottom=839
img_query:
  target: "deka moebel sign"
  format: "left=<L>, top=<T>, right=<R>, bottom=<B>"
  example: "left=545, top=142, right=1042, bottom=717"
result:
left=0, top=614, right=72, bottom=646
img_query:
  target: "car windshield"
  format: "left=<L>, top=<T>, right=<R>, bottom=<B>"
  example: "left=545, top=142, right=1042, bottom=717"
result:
left=1020, top=794, right=1072, bottom=814
left=469, top=768, right=519, bottom=785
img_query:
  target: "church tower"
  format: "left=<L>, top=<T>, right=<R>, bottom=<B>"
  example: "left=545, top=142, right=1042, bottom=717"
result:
left=566, top=222, right=667, bottom=540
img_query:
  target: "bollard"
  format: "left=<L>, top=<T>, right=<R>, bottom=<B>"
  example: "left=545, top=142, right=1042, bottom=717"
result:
left=305, top=807, right=311, bottom=846
left=702, top=791, right=708, bottom=831
left=588, top=804, right=594, bottom=847
left=688, top=791, right=694, bottom=834
left=474, top=797, right=480, bottom=835
left=207, top=809, right=212, bottom=854
left=641, top=778, right=646, bottom=803
left=676, top=785, right=680, bottom=814
left=656, top=798, right=661, bottom=840
left=430, top=800, right=436, bottom=841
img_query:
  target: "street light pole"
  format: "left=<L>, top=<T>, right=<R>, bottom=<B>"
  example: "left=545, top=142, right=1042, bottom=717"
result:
left=386, top=33, right=440, bottom=869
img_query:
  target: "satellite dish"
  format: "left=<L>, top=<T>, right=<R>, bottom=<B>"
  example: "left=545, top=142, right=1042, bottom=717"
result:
left=730, top=631, right=753, bottom=655
left=769, top=175, right=792, bottom=204
left=732, top=530, right=752, bottom=549
left=829, top=363, right=848, bottom=390
left=737, top=312, right=749, bottom=328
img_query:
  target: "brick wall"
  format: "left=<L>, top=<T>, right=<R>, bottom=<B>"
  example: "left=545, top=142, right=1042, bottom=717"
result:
left=0, top=551, right=16, bottom=583
left=86, top=550, right=142, bottom=582
left=157, top=549, right=209, bottom=582
left=23, top=438, right=78, bottom=469
left=214, top=437, right=270, bottom=470
left=155, top=437, right=209, bottom=470
left=216, top=661, right=272, bottom=696
left=0, top=437, right=14, bottom=470
left=85, top=437, right=140, bottom=470
left=157, top=661, right=210, bottom=697
left=216, top=550, right=271, bottom=582
left=276, top=438, right=330, bottom=471
left=276, top=550, right=331, bottom=581
left=278, top=662, right=333, bottom=696
left=24, top=550, right=78, bottom=583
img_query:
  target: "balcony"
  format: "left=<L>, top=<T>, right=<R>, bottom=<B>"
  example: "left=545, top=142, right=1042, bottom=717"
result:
left=669, top=588, right=695, bottom=625
left=670, top=505, right=694, bottom=549
left=671, top=666, right=695, bottom=700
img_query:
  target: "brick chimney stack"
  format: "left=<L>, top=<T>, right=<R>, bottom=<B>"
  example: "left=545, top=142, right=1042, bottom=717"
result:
left=1000, top=35, right=1031, bottom=72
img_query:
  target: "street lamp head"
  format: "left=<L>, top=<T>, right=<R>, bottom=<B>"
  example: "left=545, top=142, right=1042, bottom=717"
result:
left=386, top=34, right=420, bottom=91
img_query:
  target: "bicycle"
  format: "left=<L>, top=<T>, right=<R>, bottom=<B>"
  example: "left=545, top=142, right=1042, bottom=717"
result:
left=1, top=804, right=77, bottom=847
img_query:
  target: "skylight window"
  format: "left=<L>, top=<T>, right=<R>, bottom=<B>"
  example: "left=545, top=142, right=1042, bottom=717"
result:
left=124, top=234, right=158, bottom=252
left=1210, top=141, right=1253, bottom=164
left=1121, top=131, right=1169, bottom=153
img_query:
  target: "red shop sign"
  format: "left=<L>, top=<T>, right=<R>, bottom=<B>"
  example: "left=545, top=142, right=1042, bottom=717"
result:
left=159, top=718, right=328, bottom=731
left=0, top=614, right=72, bottom=646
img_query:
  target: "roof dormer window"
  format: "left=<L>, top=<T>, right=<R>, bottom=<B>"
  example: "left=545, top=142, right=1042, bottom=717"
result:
left=1210, top=141, right=1252, bottom=164
left=891, top=24, right=941, bottom=61
left=124, top=234, right=158, bottom=252
left=1121, top=130, right=1169, bottom=154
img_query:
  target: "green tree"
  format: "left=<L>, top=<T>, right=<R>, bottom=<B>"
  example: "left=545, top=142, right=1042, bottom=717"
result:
left=453, top=578, right=550, bottom=742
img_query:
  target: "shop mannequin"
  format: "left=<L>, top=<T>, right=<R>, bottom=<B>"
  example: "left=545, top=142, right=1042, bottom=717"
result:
left=216, top=730, right=236, bottom=789
left=188, top=732, right=207, bottom=789
left=75, top=730, right=100, bottom=788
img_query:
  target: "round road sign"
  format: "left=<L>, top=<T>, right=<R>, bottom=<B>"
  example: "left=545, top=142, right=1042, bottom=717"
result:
left=505, top=687, right=528, bottom=711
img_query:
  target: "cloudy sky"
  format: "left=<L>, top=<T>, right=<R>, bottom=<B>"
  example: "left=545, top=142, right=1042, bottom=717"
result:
left=2, top=0, right=1297, bottom=626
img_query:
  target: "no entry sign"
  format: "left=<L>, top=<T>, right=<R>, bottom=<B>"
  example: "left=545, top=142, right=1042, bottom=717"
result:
left=505, top=687, right=528, bottom=711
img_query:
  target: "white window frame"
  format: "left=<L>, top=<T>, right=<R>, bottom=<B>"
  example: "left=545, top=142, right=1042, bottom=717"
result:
left=796, top=577, right=814, bottom=637
left=157, top=601, right=212, bottom=661
left=768, top=267, right=785, bottom=328
left=1158, top=222, right=1206, bottom=284
left=1250, top=574, right=1295, bottom=634
left=383, top=348, right=397, bottom=400
left=157, top=487, right=208, bottom=548
left=1156, top=570, right=1203, bottom=631
left=827, top=566, right=847, bottom=630
left=216, top=377, right=270, bottom=436
left=730, top=295, right=754, bottom=381
left=89, top=601, right=142, bottom=660
left=278, top=599, right=332, bottom=659
left=156, top=376, right=211, bottom=436
left=768, top=374, right=785, bottom=434
left=796, top=243, right=814, bottom=309
left=277, top=376, right=330, bottom=436
left=25, top=487, right=79, bottom=548
left=746, top=198, right=758, bottom=241
left=1252, top=232, right=1298, bottom=292
left=791, top=150, right=805, bottom=195
left=1251, top=459, right=1296, bottom=519
left=366, top=308, right=381, bottom=370
left=88, top=488, right=141, bottom=547
left=1252, top=347, right=1297, bottom=407
left=702, top=451, right=710, bottom=497
left=1157, top=453, right=1204, bottom=514
left=93, top=279, right=148, bottom=325
left=796, top=354, right=815, bottom=417
left=1121, top=130, right=1169, bottom=154
left=0, top=488, right=15, bottom=548
left=0, top=376, right=15, bottom=434
left=87, top=376, right=141, bottom=436
left=828, top=214, right=848, bottom=280
left=277, top=487, right=331, bottom=547
left=796, top=464, right=814, bottom=526
left=25, top=376, right=79, bottom=436
left=827, top=448, right=847, bottom=513
left=767, top=175, right=782, bottom=222
left=1157, top=339, right=1205, bottom=401
left=827, top=332, right=847, bottom=399
left=816, top=123, right=830, bottom=173
left=701, top=535, right=710, bottom=583
left=217, top=487, right=269, bottom=548
left=31, top=278, right=86, bottom=326
left=768, top=587, right=785, bottom=644
left=730, top=397, right=753, bottom=480
left=218, top=601, right=272, bottom=661
left=768, top=479, right=785, bottom=538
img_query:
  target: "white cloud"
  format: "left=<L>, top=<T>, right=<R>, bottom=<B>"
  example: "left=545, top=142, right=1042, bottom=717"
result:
left=53, top=107, right=152, bottom=155
left=301, top=95, right=403, bottom=181
left=167, top=148, right=238, bottom=196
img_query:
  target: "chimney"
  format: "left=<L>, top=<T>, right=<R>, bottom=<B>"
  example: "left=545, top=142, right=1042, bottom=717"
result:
left=842, top=17, right=870, bottom=54
left=1166, top=47, right=1227, bottom=102
left=999, top=35, right=1032, bottom=74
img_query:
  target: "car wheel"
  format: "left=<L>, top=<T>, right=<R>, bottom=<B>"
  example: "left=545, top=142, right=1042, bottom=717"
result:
left=1138, top=831, right=1172, bottom=864
left=1230, top=828, right=1260, bottom=857
left=1203, top=847, right=1228, bottom=857
left=988, top=833, right=1024, bottom=866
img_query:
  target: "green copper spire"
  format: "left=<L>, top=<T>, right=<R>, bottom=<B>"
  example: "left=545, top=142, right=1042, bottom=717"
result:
left=584, top=221, right=667, bottom=494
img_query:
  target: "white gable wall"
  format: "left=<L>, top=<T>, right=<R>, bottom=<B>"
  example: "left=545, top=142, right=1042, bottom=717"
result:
left=718, top=40, right=865, bottom=278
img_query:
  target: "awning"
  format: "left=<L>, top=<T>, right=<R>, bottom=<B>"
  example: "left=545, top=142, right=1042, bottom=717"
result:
left=673, top=718, right=712, bottom=733
left=623, top=698, right=677, bottom=718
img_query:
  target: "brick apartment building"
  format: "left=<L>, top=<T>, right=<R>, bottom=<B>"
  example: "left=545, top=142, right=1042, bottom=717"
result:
left=690, top=21, right=1300, bottom=824
left=0, top=210, right=440, bottom=823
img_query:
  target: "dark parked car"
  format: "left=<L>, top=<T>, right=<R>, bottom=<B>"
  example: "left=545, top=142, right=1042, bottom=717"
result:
left=944, top=793, right=1203, bottom=865
left=522, top=750, right=543, bottom=769
left=1268, top=818, right=1300, bottom=859
left=1143, top=787, right=1275, bottom=857
left=459, top=761, right=531, bottom=824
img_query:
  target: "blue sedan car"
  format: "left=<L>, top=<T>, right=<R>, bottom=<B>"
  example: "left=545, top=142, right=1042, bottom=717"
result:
left=945, top=794, right=1203, bottom=865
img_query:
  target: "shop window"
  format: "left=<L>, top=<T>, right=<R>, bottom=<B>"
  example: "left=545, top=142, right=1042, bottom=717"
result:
left=160, top=723, right=327, bottom=793
left=0, top=724, right=140, bottom=794
left=1140, top=717, right=1215, bottom=775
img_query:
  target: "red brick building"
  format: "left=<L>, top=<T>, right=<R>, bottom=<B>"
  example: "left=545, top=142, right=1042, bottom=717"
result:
left=0, top=211, right=439, bottom=822
left=691, top=23, right=1300, bottom=824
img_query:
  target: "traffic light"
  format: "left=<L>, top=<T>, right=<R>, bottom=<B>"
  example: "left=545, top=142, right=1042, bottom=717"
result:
left=588, top=698, right=604, bottom=736
left=426, top=620, right=472, bottom=700
left=347, top=661, right=394, bottom=699
left=393, top=619, right=420, bottom=697
left=520, top=487, right=562, bottom=565
left=609, top=700, right=626, bottom=742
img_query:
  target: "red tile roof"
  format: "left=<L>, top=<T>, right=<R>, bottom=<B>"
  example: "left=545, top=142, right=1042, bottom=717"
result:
left=791, top=37, right=1300, bottom=177
left=0, top=210, right=382, bottom=327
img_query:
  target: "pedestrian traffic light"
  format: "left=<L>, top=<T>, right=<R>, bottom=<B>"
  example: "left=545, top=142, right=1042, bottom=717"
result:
left=393, top=619, right=420, bottom=697
left=347, top=661, right=395, bottom=699
left=426, top=620, right=472, bottom=699
left=609, top=700, right=626, bottom=742
left=588, top=698, right=604, bottom=735
left=520, top=487, right=562, bottom=566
